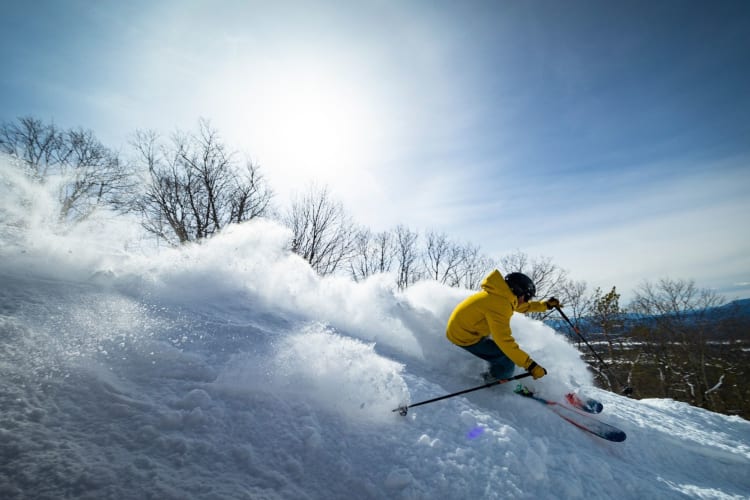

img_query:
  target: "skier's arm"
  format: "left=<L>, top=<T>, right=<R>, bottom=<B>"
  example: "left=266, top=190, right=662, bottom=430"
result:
left=485, top=307, right=535, bottom=370
left=516, top=300, right=554, bottom=314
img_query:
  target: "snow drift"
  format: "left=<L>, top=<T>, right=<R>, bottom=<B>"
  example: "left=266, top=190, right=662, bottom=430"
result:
left=1, top=155, right=748, bottom=499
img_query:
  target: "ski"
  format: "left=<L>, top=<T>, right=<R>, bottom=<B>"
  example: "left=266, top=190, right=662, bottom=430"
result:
left=516, top=389, right=626, bottom=442
left=564, top=392, right=603, bottom=414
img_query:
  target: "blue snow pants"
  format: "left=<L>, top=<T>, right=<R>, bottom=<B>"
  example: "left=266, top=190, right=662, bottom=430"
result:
left=460, top=336, right=515, bottom=380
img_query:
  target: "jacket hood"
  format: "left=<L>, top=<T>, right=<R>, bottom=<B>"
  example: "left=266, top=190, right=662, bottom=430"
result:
left=481, top=270, right=516, bottom=302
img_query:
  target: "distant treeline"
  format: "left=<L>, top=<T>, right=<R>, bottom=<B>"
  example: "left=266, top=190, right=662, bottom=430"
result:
left=553, top=290, right=750, bottom=419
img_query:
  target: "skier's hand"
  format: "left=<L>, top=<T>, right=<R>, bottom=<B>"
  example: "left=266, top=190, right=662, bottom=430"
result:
left=528, top=361, right=547, bottom=380
left=545, top=297, right=561, bottom=310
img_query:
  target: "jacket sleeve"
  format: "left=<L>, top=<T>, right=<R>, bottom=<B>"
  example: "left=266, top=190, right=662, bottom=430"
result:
left=516, top=300, right=549, bottom=314
left=485, top=303, right=533, bottom=369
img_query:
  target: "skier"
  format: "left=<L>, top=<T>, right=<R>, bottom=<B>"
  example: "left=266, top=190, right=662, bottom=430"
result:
left=446, top=269, right=560, bottom=382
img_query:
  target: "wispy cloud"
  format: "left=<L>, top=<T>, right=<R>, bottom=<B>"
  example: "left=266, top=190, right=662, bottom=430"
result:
left=1, top=1, right=749, bottom=301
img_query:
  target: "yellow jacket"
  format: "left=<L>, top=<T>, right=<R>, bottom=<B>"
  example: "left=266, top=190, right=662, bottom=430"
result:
left=446, top=270, right=548, bottom=369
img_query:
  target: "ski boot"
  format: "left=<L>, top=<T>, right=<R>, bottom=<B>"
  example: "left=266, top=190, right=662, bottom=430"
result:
left=513, top=384, right=534, bottom=397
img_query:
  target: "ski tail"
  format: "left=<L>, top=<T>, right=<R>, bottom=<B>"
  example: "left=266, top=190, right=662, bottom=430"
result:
left=548, top=403, right=626, bottom=442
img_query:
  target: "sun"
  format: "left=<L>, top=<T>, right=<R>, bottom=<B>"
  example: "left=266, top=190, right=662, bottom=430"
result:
left=215, top=54, right=394, bottom=214
left=248, top=61, right=383, bottom=187
left=269, top=77, right=352, bottom=163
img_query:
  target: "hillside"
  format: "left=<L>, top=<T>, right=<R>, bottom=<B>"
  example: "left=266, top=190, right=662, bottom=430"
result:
left=1, top=209, right=748, bottom=499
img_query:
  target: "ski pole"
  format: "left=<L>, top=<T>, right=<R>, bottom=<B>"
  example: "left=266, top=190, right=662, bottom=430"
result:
left=554, top=305, right=633, bottom=395
left=393, top=372, right=533, bottom=416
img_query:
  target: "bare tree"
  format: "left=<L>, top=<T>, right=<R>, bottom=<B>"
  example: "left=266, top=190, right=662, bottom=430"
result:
left=541, top=277, right=591, bottom=341
left=629, top=278, right=727, bottom=408
left=230, top=160, right=272, bottom=223
left=131, top=119, right=272, bottom=245
left=0, top=116, right=132, bottom=222
left=499, top=251, right=569, bottom=300
left=424, top=231, right=465, bottom=286
left=349, top=228, right=397, bottom=282
left=350, top=226, right=496, bottom=291
left=283, top=184, right=356, bottom=276
left=131, top=129, right=191, bottom=243
left=0, top=116, right=63, bottom=179
left=562, top=279, right=592, bottom=326
left=394, top=225, right=421, bottom=290
left=456, top=244, right=497, bottom=290
left=58, top=127, right=132, bottom=220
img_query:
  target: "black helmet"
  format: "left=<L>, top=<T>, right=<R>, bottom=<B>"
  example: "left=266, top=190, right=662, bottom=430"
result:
left=505, top=272, right=536, bottom=301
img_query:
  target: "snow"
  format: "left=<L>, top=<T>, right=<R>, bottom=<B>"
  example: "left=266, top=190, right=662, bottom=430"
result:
left=1, top=157, right=749, bottom=499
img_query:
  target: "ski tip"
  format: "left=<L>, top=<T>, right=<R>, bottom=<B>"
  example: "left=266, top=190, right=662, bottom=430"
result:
left=565, top=392, right=604, bottom=414
left=606, top=430, right=627, bottom=442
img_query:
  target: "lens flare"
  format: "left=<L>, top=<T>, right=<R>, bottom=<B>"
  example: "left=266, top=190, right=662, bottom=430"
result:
left=466, top=426, right=485, bottom=440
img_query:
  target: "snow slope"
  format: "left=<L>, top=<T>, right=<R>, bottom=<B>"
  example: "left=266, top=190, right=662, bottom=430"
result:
left=1, top=158, right=749, bottom=499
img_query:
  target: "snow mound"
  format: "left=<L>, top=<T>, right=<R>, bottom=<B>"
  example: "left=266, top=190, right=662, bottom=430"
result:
left=1, top=154, right=749, bottom=499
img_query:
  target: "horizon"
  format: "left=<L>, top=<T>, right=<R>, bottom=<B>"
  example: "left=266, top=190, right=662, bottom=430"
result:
left=1, top=0, right=749, bottom=303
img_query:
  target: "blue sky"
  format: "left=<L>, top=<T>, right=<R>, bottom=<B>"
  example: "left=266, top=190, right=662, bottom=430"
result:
left=2, top=0, right=749, bottom=302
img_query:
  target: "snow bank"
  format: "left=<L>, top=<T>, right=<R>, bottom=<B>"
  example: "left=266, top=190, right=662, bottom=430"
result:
left=2, top=154, right=749, bottom=500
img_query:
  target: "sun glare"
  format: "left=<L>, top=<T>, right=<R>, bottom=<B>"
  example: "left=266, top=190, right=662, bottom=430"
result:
left=214, top=54, right=395, bottom=219
left=249, top=63, right=382, bottom=189
left=270, top=77, right=353, bottom=158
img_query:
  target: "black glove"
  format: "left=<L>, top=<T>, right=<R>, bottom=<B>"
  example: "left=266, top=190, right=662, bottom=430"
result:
left=545, top=297, right=561, bottom=310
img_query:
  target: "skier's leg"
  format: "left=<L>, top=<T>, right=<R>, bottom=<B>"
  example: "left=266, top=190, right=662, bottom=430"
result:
left=460, top=337, right=515, bottom=379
